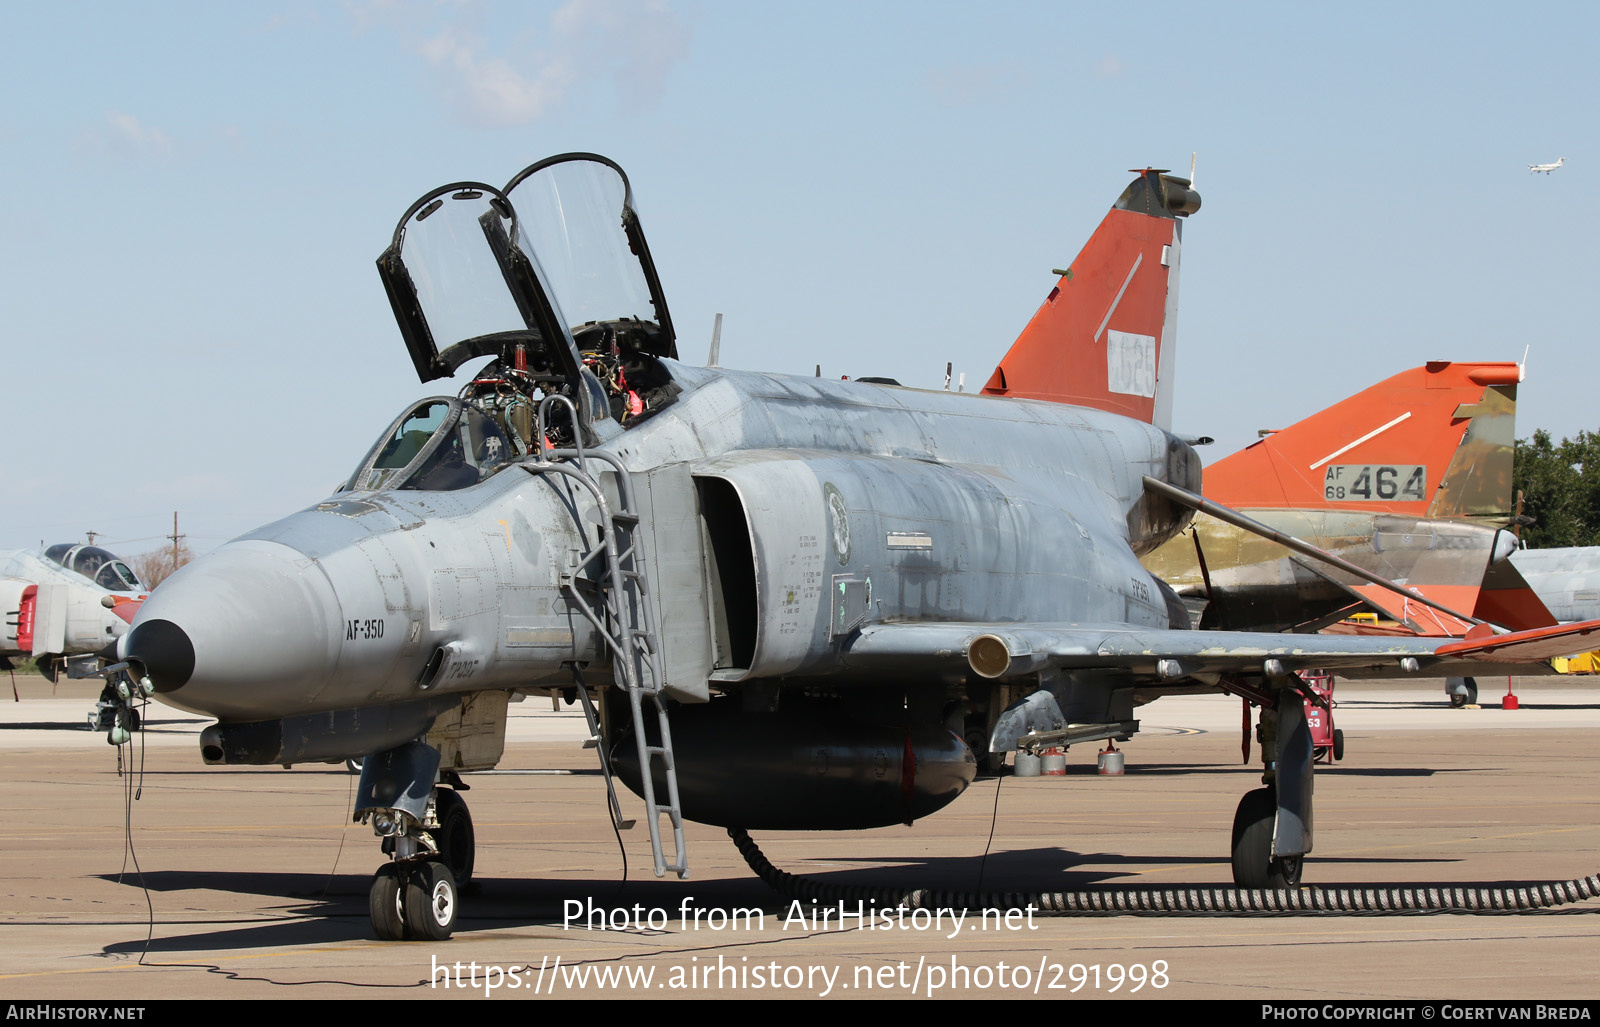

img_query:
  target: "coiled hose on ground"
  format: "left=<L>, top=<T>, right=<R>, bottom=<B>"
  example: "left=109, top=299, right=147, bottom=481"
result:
left=729, top=828, right=1600, bottom=916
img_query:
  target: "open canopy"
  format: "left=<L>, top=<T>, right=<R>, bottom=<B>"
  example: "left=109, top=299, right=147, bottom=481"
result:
left=376, top=153, right=676, bottom=387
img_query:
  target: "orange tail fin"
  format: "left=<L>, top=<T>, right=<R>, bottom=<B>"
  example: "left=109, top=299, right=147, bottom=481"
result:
left=1205, top=361, right=1523, bottom=522
left=981, top=168, right=1199, bottom=428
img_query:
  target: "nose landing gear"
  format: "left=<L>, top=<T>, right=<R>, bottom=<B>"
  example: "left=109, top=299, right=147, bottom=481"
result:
left=355, top=740, right=475, bottom=940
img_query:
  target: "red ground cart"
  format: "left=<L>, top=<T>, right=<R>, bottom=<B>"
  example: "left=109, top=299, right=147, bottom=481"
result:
left=1301, top=670, right=1344, bottom=764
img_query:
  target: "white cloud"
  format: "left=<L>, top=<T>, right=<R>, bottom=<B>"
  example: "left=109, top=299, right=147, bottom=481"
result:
left=420, top=28, right=573, bottom=126
left=86, top=111, right=174, bottom=158
left=553, top=0, right=691, bottom=112
left=410, top=0, right=692, bottom=127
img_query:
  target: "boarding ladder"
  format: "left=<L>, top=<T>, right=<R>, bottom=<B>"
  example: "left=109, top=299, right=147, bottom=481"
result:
left=521, top=396, right=688, bottom=879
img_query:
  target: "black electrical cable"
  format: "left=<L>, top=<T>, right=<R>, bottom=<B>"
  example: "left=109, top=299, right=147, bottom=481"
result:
left=111, top=693, right=156, bottom=963
left=976, top=772, right=1003, bottom=894
left=728, top=828, right=1600, bottom=916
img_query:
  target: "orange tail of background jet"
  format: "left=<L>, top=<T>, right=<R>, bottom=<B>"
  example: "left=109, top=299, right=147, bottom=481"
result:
left=981, top=168, right=1199, bottom=429
left=1206, top=360, right=1521, bottom=523
left=1199, top=360, right=1554, bottom=633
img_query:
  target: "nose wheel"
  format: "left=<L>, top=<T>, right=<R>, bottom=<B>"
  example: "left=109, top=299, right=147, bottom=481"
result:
left=369, top=863, right=407, bottom=941
left=368, top=859, right=458, bottom=940
left=404, top=860, right=458, bottom=940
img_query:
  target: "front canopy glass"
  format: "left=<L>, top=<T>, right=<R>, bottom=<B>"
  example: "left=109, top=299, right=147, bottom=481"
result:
left=341, top=398, right=517, bottom=493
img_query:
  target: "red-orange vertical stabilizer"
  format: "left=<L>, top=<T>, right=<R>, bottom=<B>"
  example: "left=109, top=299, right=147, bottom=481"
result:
left=982, top=169, right=1199, bottom=428
left=1204, top=361, right=1523, bottom=519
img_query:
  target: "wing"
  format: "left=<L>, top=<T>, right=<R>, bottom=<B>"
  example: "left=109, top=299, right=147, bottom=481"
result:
left=844, top=618, right=1600, bottom=683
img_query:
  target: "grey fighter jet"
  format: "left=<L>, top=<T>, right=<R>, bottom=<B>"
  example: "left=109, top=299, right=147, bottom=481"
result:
left=117, top=155, right=1600, bottom=940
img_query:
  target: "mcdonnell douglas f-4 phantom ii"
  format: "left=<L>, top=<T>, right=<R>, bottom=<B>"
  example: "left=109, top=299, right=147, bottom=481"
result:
left=117, top=155, right=1600, bottom=940
left=3, top=544, right=147, bottom=679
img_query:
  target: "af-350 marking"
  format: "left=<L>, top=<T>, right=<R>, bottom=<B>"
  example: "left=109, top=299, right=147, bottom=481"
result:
left=346, top=618, right=386, bottom=641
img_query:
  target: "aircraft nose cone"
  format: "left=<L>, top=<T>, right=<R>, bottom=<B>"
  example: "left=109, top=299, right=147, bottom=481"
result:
left=126, top=540, right=343, bottom=720
left=121, top=619, right=195, bottom=692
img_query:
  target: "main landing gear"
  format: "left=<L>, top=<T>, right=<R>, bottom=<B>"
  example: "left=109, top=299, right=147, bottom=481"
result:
left=1230, top=676, right=1315, bottom=890
left=356, top=741, right=476, bottom=940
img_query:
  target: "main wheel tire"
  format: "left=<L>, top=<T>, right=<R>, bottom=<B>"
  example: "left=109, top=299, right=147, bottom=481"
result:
left=1332, top=728, right=1345, bottom=762
left=433, top=789, right=476, bottom=887
left=1230, top=787, right=1303, bottom=889
left=1447, top=677, right=1479, bottom=708
left=369, top=863, right=408, bottom=941
left=403, top=860, right=457, bottom=941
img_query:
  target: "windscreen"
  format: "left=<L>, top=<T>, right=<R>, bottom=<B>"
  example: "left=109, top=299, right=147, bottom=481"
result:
left=343, top=399, right=515, bottom=493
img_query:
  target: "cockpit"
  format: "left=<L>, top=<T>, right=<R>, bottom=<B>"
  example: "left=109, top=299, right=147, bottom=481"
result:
left=343, top=154, right=681, bottom=495
left=342, top=398, right=517, bottom=493
left=43, top=544, right=146, bottom=592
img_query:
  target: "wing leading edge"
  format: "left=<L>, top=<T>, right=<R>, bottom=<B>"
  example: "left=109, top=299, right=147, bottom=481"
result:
left=845, top=619, right=1600, bottom=682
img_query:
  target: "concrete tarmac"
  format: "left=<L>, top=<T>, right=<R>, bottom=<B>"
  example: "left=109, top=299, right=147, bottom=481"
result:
left=3, top=675, right=1599, bottom=1000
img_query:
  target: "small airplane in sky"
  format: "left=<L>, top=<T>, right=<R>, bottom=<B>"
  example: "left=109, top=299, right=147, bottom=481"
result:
left=1529, top=157, right=1565, bottom=174
left=117, top=156, right=1600, bottom=941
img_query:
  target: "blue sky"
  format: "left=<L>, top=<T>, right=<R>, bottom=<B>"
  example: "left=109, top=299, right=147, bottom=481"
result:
left=3, top=1, right=1594, bottom=556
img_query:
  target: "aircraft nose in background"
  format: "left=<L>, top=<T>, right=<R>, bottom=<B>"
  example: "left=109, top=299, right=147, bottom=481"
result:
left=122, top=540, right=344, bottom=720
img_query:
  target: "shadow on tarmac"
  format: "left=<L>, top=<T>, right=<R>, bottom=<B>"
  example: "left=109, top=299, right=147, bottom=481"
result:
left=93, top=837, right=1533, bottom=959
